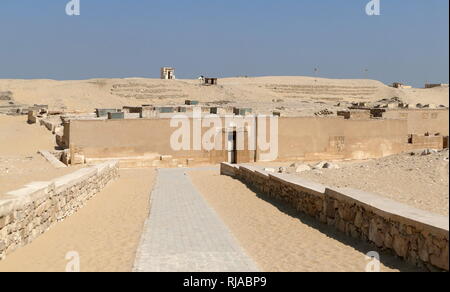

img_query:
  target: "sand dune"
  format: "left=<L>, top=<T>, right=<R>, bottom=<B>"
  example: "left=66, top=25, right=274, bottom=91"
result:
left=1, top=76, right=447, bottom=113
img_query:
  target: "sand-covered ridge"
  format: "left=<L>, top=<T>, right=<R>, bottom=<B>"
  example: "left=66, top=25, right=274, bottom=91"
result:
left=0, top=168, right=155, bottom=272
left=1, top=76, right=448, bottom=113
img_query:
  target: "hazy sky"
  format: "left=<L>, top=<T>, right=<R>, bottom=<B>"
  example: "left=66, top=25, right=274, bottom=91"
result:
left=0, top=0, right=448, bottom=87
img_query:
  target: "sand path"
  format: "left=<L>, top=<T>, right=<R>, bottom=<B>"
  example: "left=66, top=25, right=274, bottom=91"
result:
left=189, top=168, right=423, bottom=272
left=133, top=167, right=258, bottom=272
left=0, top=168, right=155, bottom=272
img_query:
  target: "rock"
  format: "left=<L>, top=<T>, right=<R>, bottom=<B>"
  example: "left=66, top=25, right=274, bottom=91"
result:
left=421, top=149, right=438, bottom=156
left=278, top=167, right=287, bottom=173
left=313, top=161, right=339, bottom=169
left=429, top=243, right=449, bottom=270
left=313, top=161, right=327, bottom=169
left=325, top=199, right=336, bottom=219
left=384, top=233, right=393, bottom=249
left=294, top=164, right=312, bottom=173
left=314, top=109, right=334, bottom=116
left=354, top=212, right=363, bottom=228
left=264, top=168, right=276, bottom=173
left=392, top=235, right=408, bottom=258
left=0, top=91, right=13, bottom=101
left=369, top=219, right=384, bottom=247
left=348, top=224, right=359, bottom=238
left=323, top=162, right=340, bottom=169
left=418, top=240, right=429, bottom=262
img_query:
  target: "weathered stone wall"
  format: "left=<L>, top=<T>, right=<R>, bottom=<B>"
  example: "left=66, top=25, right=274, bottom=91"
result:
left=66, top=116, right=419, bottom=167
left=0, top=161, right=119, bottom=260
left=221, top=163, right=449, bottom=271
left=408, top=135, right=444, bottom=150
left=382, top=109, right=449, bottom=136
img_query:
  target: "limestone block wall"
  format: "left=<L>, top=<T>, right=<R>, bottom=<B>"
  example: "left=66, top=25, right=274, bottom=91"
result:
left=220, top=163, right=449, bottom=271
left=382, top=109, right=449, bottom=136
left=408, top=135, right=444, bottom=150
left=0, top=161, right=119, bottom=260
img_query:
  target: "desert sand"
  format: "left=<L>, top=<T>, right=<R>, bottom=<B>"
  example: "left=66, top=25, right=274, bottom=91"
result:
left=296, top=150, right=449, bottom=216
left=1, top=77, right=448, bottom=115
left=0, top=115, right=79, bottom=194
left=0, top=168, right=155, bottom=272
left=188, top=169, right=422, bottom=272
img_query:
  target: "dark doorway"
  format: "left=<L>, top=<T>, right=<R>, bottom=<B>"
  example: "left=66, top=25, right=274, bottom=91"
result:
left=228, top=130, right=237, bottom=164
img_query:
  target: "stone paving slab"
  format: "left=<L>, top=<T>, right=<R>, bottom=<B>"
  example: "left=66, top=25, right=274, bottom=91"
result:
left=133, top=167, right=259, bottom=272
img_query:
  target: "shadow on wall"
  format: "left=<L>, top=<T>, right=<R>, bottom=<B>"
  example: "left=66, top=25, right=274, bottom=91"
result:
left=236, top=178, right=425, bottom=272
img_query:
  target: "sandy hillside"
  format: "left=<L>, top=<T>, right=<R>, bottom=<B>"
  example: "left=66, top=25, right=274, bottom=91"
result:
left=1, top=77, right=448, bottom=113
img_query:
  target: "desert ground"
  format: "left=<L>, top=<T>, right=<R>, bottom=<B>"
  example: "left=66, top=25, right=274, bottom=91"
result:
left=296, top=150, right=449, bottom=216
left=0, top=115, right=79, bottom=195
left=0, top=168, right=155, bottom=272
left=1, top=77, right=448, bottom=116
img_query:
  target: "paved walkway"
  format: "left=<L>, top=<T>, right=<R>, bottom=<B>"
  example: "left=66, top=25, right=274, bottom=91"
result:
left=133, top=167, right=259, bottom=272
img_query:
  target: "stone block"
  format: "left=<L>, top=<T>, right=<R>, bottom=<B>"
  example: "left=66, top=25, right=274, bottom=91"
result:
left=160, top=155, right=173, bottom=161
left=429, top=243, right=449, bottom=270
left=369, top=219, right=385, bottom=247
left=393, top=235, right=408, bottom=258
left=72, top=154, right=85, bottom=165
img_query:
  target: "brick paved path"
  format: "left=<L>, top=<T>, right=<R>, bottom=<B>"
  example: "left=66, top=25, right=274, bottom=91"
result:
left=133, top=168, right=259, bottom=272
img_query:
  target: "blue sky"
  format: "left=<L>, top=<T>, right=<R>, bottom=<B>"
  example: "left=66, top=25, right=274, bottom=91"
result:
left=0, top=0, right=448, bottom=87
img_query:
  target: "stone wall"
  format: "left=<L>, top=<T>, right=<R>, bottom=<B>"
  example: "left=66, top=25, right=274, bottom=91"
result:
left=0, top=161, right=119, bottom=260
left=221, top=163, right=449, bottom=271
left=66, top=116, right=415, bottom=167
left=381, top=109, right=449, bottom=136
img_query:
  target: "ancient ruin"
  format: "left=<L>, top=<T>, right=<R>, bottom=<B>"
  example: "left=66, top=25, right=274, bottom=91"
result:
left=160, top=67, right=175, bottom=80
left=0, top=0, right=448, bottom=274
left=1, top=75, right=448, bottom=273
